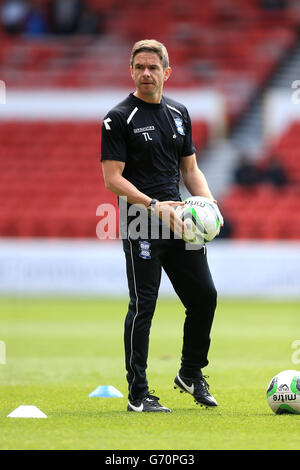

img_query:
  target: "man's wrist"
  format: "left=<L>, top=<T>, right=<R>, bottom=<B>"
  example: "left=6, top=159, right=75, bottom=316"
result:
left=147, top=199, right=159, bottom=215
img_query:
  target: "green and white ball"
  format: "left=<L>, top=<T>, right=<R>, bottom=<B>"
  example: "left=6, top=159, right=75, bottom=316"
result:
left=267, top=370, right=300, bottom=414
left=176, top=196, right=222, bottom=245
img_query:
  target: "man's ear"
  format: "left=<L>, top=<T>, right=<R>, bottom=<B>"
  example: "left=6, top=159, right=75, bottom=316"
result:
left=164, top=67, right=172, bottom=82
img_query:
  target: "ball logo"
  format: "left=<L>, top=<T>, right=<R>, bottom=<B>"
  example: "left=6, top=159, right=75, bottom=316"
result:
left=185, top=200, right=205, bottom=208
left=273, top=394, right=296, bottom=402
left=278, top=383, right=289, bottom=391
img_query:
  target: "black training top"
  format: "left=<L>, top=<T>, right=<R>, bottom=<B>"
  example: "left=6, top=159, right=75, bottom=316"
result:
left=101, top=93, right=195, bottom=201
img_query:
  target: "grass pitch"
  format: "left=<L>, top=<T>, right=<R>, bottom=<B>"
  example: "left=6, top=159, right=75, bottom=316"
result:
left=0, top=297, right=299, bottom=450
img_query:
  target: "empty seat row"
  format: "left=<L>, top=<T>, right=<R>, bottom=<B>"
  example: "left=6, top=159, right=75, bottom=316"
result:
left=0, top=119, right=208, bottom=238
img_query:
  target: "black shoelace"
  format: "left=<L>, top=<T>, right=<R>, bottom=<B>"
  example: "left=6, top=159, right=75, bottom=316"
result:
left=192, top=375, right=210, bottom=394
left=144, top=391, right=160, bottom=402
left=131, top=391, right=160, bottom=406
left=201, top=375, right=210, bottom=389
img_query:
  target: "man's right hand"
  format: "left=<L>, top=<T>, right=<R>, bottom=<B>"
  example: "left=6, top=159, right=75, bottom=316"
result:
left=153, top=201, right=185, bottom=239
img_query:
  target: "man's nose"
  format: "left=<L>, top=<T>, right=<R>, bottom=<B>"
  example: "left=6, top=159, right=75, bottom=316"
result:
left=142, top=67, right=151, bottom=77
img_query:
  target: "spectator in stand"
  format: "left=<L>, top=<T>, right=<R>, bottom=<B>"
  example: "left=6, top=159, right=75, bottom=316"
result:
left=261, top=155, right=288, bottom=187
left=260, top=0, right=287, bottom=9
left=51, top=0, right=84, bottom=35
left=25, top=0, right=47, bottom=37
left=77, top=3, right=103, bottom=35
left=233, top=154, right=261, bottom=187
left=0, top=0, right=29, bottom=35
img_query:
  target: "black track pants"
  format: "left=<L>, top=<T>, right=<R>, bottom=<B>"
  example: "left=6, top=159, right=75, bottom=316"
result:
left=122, top=236, right=217, bottom=401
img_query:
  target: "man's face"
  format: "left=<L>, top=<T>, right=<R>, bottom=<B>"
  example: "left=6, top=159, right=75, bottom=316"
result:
left=130, top=51, right=171, bottom=101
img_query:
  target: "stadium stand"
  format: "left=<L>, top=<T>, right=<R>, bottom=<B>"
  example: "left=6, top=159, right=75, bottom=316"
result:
left=221, top=120, right=300, bottom=239
left=0, top=121, right=104, bottom=237
left=0, top=1, right=298, bottom=121
left=0, top=0, right=300, bottom=239
left=0, top=119, right=209, bottom=238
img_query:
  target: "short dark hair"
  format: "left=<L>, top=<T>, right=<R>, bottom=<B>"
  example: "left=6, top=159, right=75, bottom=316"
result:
left=130, top=39, right=169, bottom=69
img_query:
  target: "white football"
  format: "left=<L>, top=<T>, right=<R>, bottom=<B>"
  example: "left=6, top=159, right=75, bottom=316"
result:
left=176, top=196, right=222, bottom=244
left=266, top=370, right=300, bottom=414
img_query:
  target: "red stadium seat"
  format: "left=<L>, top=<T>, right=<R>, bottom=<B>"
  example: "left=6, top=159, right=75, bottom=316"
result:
left=221, top=120, right=300, bottom=240
left=0, top=121, right=110, bottom=238
left=0, top=1, right=297, bottom=124
left=0, top=1, right=299, bottom=240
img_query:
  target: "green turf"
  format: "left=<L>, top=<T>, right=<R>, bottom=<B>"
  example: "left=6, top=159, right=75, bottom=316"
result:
left=0, top=297, right=299, bottom=450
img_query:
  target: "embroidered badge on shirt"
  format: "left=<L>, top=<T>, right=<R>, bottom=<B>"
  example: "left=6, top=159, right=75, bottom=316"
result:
left=174, top=117, right=185, bottom=135
left=138, top=240, right=151, bottom=259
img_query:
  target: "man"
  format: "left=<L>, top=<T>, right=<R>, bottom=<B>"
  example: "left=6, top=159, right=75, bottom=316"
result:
left=101, top=39, right=222, bottom=413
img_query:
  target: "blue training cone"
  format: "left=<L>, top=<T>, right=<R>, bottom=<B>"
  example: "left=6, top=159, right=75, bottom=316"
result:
left=89, top=385, right=123, bottom=398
